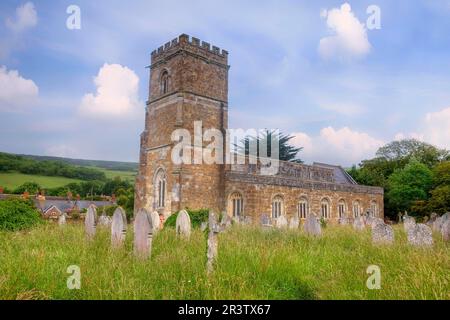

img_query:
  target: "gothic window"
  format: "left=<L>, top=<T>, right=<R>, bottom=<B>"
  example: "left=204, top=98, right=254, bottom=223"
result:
left=370, top=200, right=378, bottom=217
left=353, top=200, right=362, bottom=218
left=321, top=198, right=330, bottom=219
left=297, top=197, right=308, bottom=219
left=272, top=195, right=284, bottom=219
left=154, top=169, right=166, bottom=209
left=338, top=199, right=346, bottom=219
left=229, top=192, right=244, bottom=217
left=161, top=70, right=169, bottom=94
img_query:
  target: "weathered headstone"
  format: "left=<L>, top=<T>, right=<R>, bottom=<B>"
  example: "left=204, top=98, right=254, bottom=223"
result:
left=58, top=213, right=66, bottom=226
left=150, top=211, right=161, bottom=234
left=275, top=215, right=288, bottom=229
left=176, top=209, right=191, bottom=239
left=98, top=214, right=112, bottom=227
left=133, top=208, right=153, bottom=259
left=403, top=215, right=416, bottom=233
left=111, top=207, right=127, bottom=248
left=339, top=217, right=349, bottom=225
left=220, top=213, right=232, bottom=229
left=259, top=214, right=271, bottom=226
left=303, top=214, right=321, bottom=236
left=206, top=211, right=220, bottom=275
left=85, top=205, right=97, bottom=238
left=353, top=216, right=365, bottom=231
left=370, top=217, right=384, bottom=228
left=372, top=222, right=394, bottom=245
left=289, top=216, right=299, bottom=230
left=407, top=223, right=433, bottom=247
left=441, top=219, right=450, bottom=242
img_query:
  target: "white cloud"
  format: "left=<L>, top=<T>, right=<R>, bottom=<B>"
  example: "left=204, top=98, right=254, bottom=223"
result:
left=292, top=126, right=384, bottom=166
left=318, top=3, right=371, bottom=60
left=5, top=2, right=38, bottom=33
left=421, top=107, right=450, bottom=149
left=79, top=63, right=144, bottom=118
left=0, top=65, right=39, bottom=111
left=319, top=102, right=365, bottom=116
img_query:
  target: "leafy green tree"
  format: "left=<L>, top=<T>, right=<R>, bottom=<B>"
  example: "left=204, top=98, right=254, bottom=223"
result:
left=236, top=129, right=303, bottom=162
left=387, top=160, right=433, bottom=216
left=13, top=182, right=41, bottom=194
left=0, top=198, right=42, bottom=231
left=427, top=186, right=450, bottom=214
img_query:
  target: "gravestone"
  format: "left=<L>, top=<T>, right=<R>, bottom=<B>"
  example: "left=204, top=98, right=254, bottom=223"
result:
left=275, top=215, right=288, bottom=229
left=98, top=214, right=112, bottom=227
left=133, top=208, right=153, bottom=259
left=206, top=211, right=220, bottom=274
left=243, top=216, right=253, bottom=225
left=407, top=223, right=433, bottom=247
left=150, top=211, right=161, bottom=234
left=403, top=215, right=416, bottom=233
left=85, top=205, right=97, bottom=238
left=303, top=214, right=321, bottom=236
left=176, top=209, right=191, bottom=239
left=441, top=219, right=450, bottom=242
left=259, top=214, right=271, bottom=226
left=370, top=217, right=384, bottom=228
left=111, top=207, right=127, bottom=248
left=352, top=217, right=365, bottom=231
left=220, top=213, right=232, bottom=229
left=339, top=217, right=349, bottom=225
left=289, top=216, right=299, bottom=230
left=58, top=213, right=66, bottom=226
left=372, top=222, right=394, bottom=244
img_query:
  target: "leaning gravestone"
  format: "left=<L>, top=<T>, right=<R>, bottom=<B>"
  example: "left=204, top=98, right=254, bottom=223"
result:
left=111, top=207, right=127, bottom=248
left=150, top=211, right=161, bottom=234
left=58, top=213, right=66, bottom=226
left=304, top=214, right=321, bottom=236
left=353, top=217, right=365, bottom=231
left=441, top=219, right=450, bottom=242
left=289, top=216, right=299, bottom=230
left=133, top=208, right=153, bottom=259
left=176, top=209, right=191, bottom=239
left=372, top=222, right=394, bottom=245
left=403, top=215, right=416, bottom=233
left=85, top=205, right=97, bottom=238
left=407, top=223, right=433, bottom=247
left=206, top=211, right=220, bottom=275
left=275, top=215, right=288, bottom=229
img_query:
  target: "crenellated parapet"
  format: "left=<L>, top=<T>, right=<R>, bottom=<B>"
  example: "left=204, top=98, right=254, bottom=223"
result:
left=150, top=34, right=228, bottom=67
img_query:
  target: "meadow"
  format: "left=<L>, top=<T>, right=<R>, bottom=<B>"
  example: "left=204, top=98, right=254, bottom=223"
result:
left=87, top=167, right=136, bottom=182
left=0, top=223, right=448, bottom=300
left=0, top=172, right=83, bottom=190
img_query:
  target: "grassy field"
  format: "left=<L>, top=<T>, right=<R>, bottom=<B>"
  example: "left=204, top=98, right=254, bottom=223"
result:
left=0, top=172, right=83, bottom=190
left=90, top=167, right=136, bottom=182
left=0, top=223, right=448, bottom=300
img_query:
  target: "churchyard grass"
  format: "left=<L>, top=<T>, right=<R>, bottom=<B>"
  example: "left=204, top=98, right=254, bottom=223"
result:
left=0, top=223, right=448, bottom=300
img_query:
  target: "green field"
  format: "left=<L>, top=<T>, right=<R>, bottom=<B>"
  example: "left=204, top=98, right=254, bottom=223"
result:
left=87, top=167, right=136, bottom=182
left=0, top=223, right=448, bottom=300
left=0, top=172, right=83, bottom=190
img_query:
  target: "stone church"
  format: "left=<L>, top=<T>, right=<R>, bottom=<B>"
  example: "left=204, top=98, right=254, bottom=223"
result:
left=134, top=34, right=384, bottom=223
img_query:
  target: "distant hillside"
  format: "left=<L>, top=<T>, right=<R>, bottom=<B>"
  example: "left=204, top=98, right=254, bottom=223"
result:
left=19, top=154, right=138, bottom=172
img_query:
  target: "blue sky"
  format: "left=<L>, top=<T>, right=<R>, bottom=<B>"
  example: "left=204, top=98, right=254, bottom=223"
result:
left=1, top=0, right=450, bottom=166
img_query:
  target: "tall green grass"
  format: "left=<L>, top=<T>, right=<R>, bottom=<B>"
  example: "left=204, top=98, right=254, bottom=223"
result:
left=0, top=224, right=448, bottom=300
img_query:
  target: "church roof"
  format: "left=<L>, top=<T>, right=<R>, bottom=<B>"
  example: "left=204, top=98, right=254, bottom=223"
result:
left=312, top=162, right=358, bottom=185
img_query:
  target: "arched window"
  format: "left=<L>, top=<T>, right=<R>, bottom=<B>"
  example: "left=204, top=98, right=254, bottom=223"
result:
left=161, top=71, right=169, bottom=94
left=321, top=198, right=330, bottom=219
left=272, top=195, right=284, bottom=219
left=154, top=169, right=166, bottom=209
left=297, top=197, right=308, bottom=219
left=353, top=200, right=362, bottom=218
left=229, top=192, right=244, bottom=217
left=370, top=200, right=378, bottom=217
left=338, top=199, right=346, bottom=219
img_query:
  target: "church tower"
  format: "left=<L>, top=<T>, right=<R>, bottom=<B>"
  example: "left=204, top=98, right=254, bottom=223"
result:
left=135, top=34, right=229, bottom=216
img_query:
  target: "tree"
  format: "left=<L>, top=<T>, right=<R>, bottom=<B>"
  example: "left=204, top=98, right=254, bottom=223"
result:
left=13, top=182, right=41, bottom=195
left=0, top=198, right=41, bottom=231
left=427, top=186, right=450, bottom=214
left=387, top=160, right=433, bottom=216
left=236, top=129, right=303, bottom=162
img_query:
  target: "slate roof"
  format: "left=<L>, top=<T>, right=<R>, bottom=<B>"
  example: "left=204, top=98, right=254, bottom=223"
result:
left=312, top=162, right=358, bottom=185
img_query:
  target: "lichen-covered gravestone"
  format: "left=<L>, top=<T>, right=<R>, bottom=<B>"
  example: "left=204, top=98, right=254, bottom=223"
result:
left=403, top=215, right=416, bottom=233
left=303, top=214, right=321, bottom=236
left=85, top=205, right=97, bottom=238
left=352, top=216, right=365, bottom=231
left=407, top=223, right=433, bottom=247
left=207, top=211, right=220, bottom=274
left=176, top=209, right=191, bottom=239
left=275, top=215, right=288, bottom=229
left=58, top=213, right=66, bottom=225
left=150, top=211, right=161, bottom=234
left=111, top=207, right=127, bottom=248
left=441, top=219, right=450, bottom=242
left=289, top=216, right=299, bottom=230
left=133, top=208, right=153, bottom=259
left=372, top=222, right=394, bottom=244
left=370, top=217, right=384, bottom=228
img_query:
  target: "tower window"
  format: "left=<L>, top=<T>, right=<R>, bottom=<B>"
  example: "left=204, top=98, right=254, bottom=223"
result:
left=161, top=71, right=169, bottom=94
left=154, top=169, right=166, bottom=209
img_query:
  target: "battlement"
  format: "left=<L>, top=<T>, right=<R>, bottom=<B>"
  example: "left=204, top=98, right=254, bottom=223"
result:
left=151, top=34, right=228, bottom=65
